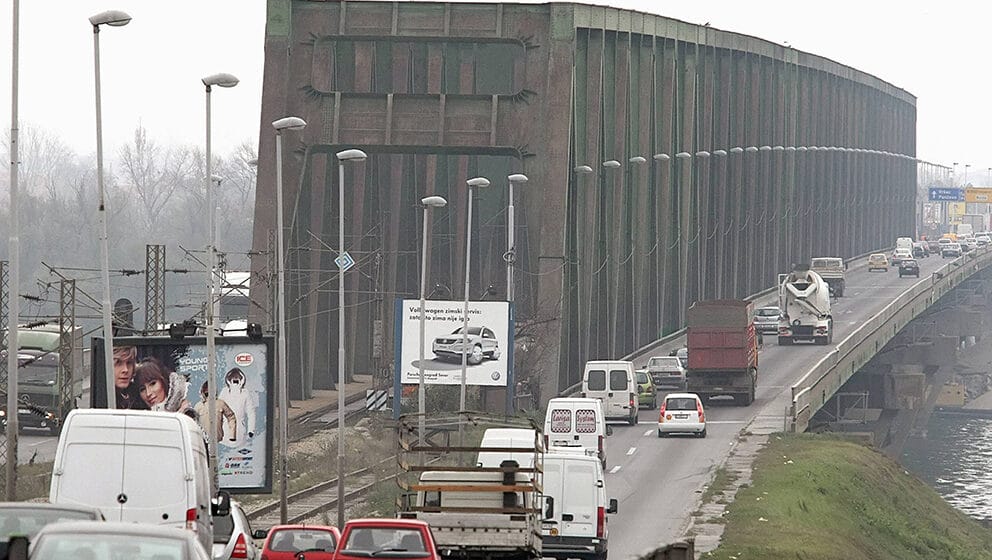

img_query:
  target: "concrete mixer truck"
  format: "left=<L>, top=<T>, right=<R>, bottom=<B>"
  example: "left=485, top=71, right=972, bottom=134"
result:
left=777, top=266, right=833, bottom=345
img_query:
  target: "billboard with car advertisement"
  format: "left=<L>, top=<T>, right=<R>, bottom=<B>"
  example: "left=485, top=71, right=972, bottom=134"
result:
left=90, top=336, right=274, bottom=493
left=394, top=299, right=513, bottom=387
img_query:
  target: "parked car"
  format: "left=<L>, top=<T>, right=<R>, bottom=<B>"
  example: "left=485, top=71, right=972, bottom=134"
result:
left=898, top=259, right=920, bottom=278
left=645, top=356, right=687, bottom=391
left=22, top=521, right=211, bottom=560
left=752, top=306, right=781, bottom=333
left=255, top=524, right=339, bottom=560
left=867, top=253, right=889, bottom=272
left=432, top=326, right=500, bottom=365
left=942, top=242, right=962, bottom=258
left=890, top=248, right=912, bottom=265
left=213, top=501, right=259, bottom=560
left=911, top=242, right=928, bottom=259
left=657, top=393, right=706, bottom=438
left=634, top=370, right=657, bottom=409
left=334, top=519, right=436, bottom=560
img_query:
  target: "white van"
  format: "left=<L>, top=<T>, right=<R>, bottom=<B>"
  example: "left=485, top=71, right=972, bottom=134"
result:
left=895, top=237, right=914, bottom=252
left=477, top=428, right=541, bottom=468
left=542, top=453, right=618, bottom=560
left=544, top=398, right=608, bottom=467
left=49, top=409, right=229, bottom=553
left=581, top=361, right=637, bottom=425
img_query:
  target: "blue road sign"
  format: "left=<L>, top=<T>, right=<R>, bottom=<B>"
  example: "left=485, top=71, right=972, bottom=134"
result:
left=335, top=251, right=355, bottom=272
left=928, top=187, right=964, bottom=202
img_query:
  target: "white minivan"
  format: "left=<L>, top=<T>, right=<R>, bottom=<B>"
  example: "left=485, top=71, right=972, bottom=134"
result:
left=582, top=361, right=638, bottom=425
left=49, top=409, right=230, bottom=553
left=542, top=453, right=618, bottom=560
left=544, top=398, right=608, bottom=467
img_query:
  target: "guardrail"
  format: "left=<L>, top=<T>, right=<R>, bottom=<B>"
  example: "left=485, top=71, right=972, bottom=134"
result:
left=557, top=248, right=885, bottom=399
left=789, top=246, right=992, bottom=432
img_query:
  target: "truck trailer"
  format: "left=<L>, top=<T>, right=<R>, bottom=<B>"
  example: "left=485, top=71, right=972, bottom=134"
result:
left=685, top=300, right=758, bottom=406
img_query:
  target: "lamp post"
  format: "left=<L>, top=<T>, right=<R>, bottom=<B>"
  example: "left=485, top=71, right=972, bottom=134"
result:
left=7, top=0, right=21, bottom=499
left=506, top=174, right=528, bottom=305
left=418, top=196, right=447, bottom=448
left=460, top=177, right=491, bottom=415
left=90, top=9, right=131, bottom=410
left=202, top=72, right=239, bottom=486
left=272, top=116, right=307, bottom=524
left=335, top=148, right=367, bottom=529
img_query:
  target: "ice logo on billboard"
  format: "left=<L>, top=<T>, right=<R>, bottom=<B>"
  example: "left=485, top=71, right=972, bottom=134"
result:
left=491, top=371, right=501, bottom=381
left=235, top=353, right=254, bottom=367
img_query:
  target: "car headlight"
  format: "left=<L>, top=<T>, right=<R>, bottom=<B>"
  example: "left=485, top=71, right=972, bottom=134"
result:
left=0, top=410, right=6, bottom=417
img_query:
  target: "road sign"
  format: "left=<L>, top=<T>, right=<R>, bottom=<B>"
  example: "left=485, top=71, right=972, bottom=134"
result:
left=366, top=389, right=388, bottom=411
left=928, top=187, right=964, bottom=202
left=965, top=188, right=992, bottom=203
left=335, top=251, right=355, bottom=272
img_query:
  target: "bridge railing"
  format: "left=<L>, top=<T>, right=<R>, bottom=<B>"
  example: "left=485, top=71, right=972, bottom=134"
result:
left=790, top=248, right=992, bottom=432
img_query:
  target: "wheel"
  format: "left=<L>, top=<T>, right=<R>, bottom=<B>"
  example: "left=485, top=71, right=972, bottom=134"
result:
left=468, top=344, right=484, bottom=365
left=915, top=273, right=920, bottom=278
left=657, top=430, right=666, bottom=438
left=650, top=396, right=658, bottom=410
left=491, top=346, right=501, bottom=360
left=697, top=428, right=707, bottom=438
left=632, top=412, right=639, bottom=425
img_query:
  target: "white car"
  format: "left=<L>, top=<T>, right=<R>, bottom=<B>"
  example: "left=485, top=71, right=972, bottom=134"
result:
left=890, top=248, right=912, bottom=265
left=432, top=326, right=501, bottom=365
left=645, top=356, right=686, bottom=390
left=977, top=235, right=991, bottom=246
left=657, top=393, right=706, bottom=438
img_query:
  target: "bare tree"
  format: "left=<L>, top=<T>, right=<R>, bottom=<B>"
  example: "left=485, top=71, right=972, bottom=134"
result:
left=119, top=125, right=198, bottom=226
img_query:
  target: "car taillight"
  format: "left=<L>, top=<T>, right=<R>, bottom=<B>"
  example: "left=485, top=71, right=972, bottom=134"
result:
left=232, top=534, right=249, bottom=559
left=696, top=400, right=705, bottom=423
left=598, top=435, right=604, bottom=454
left=778, top=326, right=789, bottom=335
left=629, top=395, right=635, bottom=409
left=596, top=506, right=606, bottom=538
left=185, top=507, right=197, bottom=531
left=544, top=435, right=549, bottom=450
left=658, top=402, right=666, bottom=422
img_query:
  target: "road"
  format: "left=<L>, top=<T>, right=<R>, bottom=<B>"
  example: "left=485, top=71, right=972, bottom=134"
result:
left=603, top=255, right=948, bottom=559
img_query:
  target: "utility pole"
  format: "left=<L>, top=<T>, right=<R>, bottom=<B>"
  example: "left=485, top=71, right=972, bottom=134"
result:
left=145, top=245, right=166, bottom=332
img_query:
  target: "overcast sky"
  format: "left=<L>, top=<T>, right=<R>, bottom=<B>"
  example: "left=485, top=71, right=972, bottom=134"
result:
left=0, top=1, right=986, bottom=180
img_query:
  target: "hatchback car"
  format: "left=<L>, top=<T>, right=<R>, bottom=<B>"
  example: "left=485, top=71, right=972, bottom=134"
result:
left=657, top=393, right=706, bottom=438
left=255, top=524, right=340, bottom=560
left=646, top=356, right=686, bottom=391
left=752, top=306, right=781, bottom=333
left=213, top=501, right=258, bottom=560
left=26, top=521, right=211, bottom=560
left=898, top=259, right=920, bottom=278
left=942, top=242, right=962, bottom=258
left=867, top=253, right=889, bottom=272
left=634, top=370, right=657, bottom=410
left=890, top=248, right=912, bottom=265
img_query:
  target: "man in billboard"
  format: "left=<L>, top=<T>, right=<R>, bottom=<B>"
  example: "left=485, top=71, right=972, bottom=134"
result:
left=193, top=381, right=238, bottom=442
left=113, top=346, right=141, bottom=409
left=218, top=367, right=257, bottom=446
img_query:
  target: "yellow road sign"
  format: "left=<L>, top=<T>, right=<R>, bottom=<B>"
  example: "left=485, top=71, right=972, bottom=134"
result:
left=965, top=188, right=992, bottom=203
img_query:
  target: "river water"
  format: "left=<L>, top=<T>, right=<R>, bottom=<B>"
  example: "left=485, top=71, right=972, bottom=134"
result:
left=901, top=413, right=992, bottom=520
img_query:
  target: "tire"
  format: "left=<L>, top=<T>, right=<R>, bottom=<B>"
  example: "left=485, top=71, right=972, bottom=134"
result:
left=697, top=428, right=707, bottom=438
left=650, top=396, right=658, bottom=410
left=657, top=430, right=666, bottom=438
left=468, top=344, right=484, bottom=365
left=491, top=346, right=501, bottom=360
left=778, top=336, right=791, bottom=346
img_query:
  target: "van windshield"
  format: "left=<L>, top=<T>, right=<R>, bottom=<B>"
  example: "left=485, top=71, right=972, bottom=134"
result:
left=586, top=371, right=606, bottom=391
left=608, top=370, right=628, bottom=391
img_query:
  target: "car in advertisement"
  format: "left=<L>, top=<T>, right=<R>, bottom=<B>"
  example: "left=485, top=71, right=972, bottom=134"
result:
left=432, top=326, right=501, bottom=365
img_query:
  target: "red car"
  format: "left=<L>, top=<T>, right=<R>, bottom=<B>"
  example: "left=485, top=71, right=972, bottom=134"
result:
left=333, top=519, right=437, bottom=560
left=256, top=524, right=341, bottom=560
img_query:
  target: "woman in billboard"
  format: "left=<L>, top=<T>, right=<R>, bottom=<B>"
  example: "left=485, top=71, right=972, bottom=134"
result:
left=134, top=357, right=194, bottom=416
left=217, top=367, right=257, bottom=446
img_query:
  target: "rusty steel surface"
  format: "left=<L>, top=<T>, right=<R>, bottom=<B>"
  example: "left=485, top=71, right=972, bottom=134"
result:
left=251, top=1, right=918, bottom=405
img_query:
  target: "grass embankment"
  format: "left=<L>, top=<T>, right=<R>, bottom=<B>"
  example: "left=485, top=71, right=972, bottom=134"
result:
left=707, top=434, right=992, bottom=560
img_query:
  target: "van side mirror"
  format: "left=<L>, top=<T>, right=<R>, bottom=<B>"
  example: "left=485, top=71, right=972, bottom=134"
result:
left=605, top=426, right=613, bottom=436
left=211, top=490, right=232, bottom=517
left=543, top=496, right=555, bottom=519
left=607, top=498, right=618, bottom=515
left=252, top=528, right=269, bottom=540
left=5, top=536, right=28, bottom=560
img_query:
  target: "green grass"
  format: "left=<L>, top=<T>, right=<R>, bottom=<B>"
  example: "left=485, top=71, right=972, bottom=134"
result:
left=706, top=434, right=992, bottom=560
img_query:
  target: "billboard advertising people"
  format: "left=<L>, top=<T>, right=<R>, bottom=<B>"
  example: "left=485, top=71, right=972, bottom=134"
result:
left=393, top=299, right=513, bottom=386
left=91, top=336, right=274, bottom=493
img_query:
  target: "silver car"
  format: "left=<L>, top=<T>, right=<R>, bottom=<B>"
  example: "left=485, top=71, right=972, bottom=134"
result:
left=213, top=501, right=259, bottom=560
left=433, top=326, right=501, bottom=365
left=752, top=306, right=781, bottom=334
left=645, top=356, right=687, bottom=391
left=24, top=520, right=211, bottom=560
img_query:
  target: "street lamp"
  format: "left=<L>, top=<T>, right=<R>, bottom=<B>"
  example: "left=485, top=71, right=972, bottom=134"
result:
left=417, top=195, right=447, bottom=448
left=460, top=177, right=491, bottom=416
left=7, top=0, right=22, bottom=498
left=506, top=174, right=528, bottom=304
left=202, top=71, right=239, bottom=486
left=90, top=9, right=131, bottom=411
left=335, top=147, right=367, bottom=529
left=272, top=115, right=306, bottom=524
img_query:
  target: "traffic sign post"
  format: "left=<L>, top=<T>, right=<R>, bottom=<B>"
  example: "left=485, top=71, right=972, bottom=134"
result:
left=928, top=187, right=964, bottom=202
left=335, top=251, right=355, bottom=272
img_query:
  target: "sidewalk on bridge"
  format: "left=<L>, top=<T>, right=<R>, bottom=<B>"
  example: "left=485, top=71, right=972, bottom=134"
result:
left=286, top=373, right=376, bottom=422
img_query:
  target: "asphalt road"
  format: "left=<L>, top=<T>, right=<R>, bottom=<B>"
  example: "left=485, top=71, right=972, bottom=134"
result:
left=603, top=253, right=950, bottom=559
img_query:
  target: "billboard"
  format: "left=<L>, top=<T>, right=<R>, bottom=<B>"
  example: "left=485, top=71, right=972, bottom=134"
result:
left=394, top=299, right=513, bottom=386
left=91, top=336, right=274, bottom=493
left=965, top=188, right=992, bottom=203
left=928, top=187, right=964, bottom=202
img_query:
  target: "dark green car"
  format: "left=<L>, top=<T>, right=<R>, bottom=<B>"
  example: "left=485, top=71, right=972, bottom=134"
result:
left=635, top=370, right=657, bottom=409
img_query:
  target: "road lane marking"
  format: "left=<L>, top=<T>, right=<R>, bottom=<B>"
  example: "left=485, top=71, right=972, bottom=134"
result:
left=626, top=447, right=637, bottom=456
left=609, top=465, right=622, bottom=474
left=643, top=429, right=654, bottom=437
